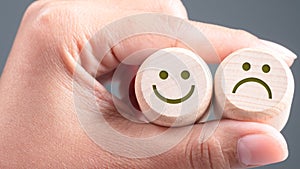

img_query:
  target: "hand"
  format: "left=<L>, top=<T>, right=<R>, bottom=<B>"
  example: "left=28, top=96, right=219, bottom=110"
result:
left=0, top=0, right=296, bottom=168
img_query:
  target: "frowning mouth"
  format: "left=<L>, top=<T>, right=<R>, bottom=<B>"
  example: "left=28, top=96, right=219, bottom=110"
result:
left=152, top=85, right=195, bottom=104
left=232, top=77, right=272, bottom=99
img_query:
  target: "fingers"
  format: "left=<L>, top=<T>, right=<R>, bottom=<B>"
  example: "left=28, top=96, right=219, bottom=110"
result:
left=10, top=0, right=189, bottom=78
left=93, top=20, right=296, bottom=77
left=145, top=120, right=288, bottom=169
left=188, top=21, right=297, bottom=66
left=20, top=1, right=295, bottom=79
left=185, top=21, right=261, bottom=63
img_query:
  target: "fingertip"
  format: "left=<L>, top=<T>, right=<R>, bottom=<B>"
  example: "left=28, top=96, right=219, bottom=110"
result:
left=238, top=133, right=288, bottom=167
left=258, top=39, right=297, bottom=67
left=220, top=121, right=289, bottom=167
left=188, top=21, right=296, bottom=67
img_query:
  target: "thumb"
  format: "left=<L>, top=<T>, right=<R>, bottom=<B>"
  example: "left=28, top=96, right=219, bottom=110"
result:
left=154, top=120, right=288, bottom=169
left=80, top=81, right=288, bottom=169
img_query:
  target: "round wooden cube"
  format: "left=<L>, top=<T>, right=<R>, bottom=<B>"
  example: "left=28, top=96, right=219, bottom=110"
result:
left=214, top=48, right=295, bottom=130
left=135, top=48, right=212, bottom=127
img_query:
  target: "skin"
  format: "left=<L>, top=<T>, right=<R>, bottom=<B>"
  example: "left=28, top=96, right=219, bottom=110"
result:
left=0, top=0, right=296, bottom=168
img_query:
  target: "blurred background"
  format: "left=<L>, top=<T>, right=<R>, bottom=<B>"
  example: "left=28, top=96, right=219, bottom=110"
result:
left=0, top=0, right=299, bottom=168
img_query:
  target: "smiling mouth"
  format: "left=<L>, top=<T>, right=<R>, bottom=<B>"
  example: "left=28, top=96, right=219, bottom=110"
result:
left=232, top=77, right=272, bottom=99
left=152, top=85, right=195, bottom=104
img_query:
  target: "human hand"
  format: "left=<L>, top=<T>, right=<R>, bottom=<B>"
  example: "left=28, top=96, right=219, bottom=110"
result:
left=0, top=0, right=296, bottom=168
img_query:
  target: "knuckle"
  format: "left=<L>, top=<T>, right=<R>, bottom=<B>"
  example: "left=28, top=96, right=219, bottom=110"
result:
left=25, top=1, right=45, bottom=13
left=22, top=1, right=79, bottom=46
left=186, top=136, right=230, bottom=169
left=20, top=1, right=79, bottom=69
left=24, top=1, right=70, bottom=32
left=24, top=1, right=53, bottom=21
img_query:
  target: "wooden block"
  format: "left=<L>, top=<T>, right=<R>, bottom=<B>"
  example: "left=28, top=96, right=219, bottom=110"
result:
left=214, top=48, right=295, bottom=130
left=135, top=48, right=213, bottom=127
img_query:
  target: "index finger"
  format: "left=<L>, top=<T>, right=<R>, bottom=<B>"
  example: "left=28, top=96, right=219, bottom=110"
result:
left=79, top=15, right=296, bottom=78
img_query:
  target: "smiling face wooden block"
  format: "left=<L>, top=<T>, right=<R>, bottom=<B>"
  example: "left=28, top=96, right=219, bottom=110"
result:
left=135, top=48, right=212, bottom=127
left=214, top=48, right=295, bottom=130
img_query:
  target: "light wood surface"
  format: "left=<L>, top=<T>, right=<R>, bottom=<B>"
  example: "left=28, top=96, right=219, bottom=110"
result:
left=135, top=48, right=213, bottom=127
left=214, top=48, right=295, bottom=130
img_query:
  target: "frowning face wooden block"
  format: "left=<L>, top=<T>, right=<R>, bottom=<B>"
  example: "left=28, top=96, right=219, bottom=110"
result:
left=135, top=48, right=212, bottom=127
left=214, top=48, right=295, bottom=130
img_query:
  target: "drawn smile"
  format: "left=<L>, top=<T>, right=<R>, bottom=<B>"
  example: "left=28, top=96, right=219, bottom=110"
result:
left=152, top=85, right=195, bottom=104
left=232, top=77, right=272, bottom=99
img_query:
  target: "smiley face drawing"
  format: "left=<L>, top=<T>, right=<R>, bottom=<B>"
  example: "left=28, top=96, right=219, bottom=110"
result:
left=135, top=48, right=212, bottom=127
left=214, top=48, right=295, bottom=130
left=152, top=70, right=195, bottom=104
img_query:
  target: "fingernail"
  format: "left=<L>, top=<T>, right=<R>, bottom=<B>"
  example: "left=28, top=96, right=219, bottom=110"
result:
left=238, top=134, right=288, bottom=167
left=258, top=39, right=297, bottom=66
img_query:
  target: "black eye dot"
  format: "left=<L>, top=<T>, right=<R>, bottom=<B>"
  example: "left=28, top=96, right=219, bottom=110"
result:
left=242, top=62, right=251, bottom=71
left=181, top=70, right=190, bottom=80
left=159, top=70, right=168, bottom=80
left=262, top=64, right=271, bottom=73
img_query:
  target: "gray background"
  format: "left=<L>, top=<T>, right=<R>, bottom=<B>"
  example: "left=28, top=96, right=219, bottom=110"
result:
left=0, top=0, right=299, bottom=168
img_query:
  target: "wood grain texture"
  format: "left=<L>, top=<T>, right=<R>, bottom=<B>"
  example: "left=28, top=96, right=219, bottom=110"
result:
left=214, top=48, right=295, bottom=130
left=135, top=48, right=212, bottom=127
